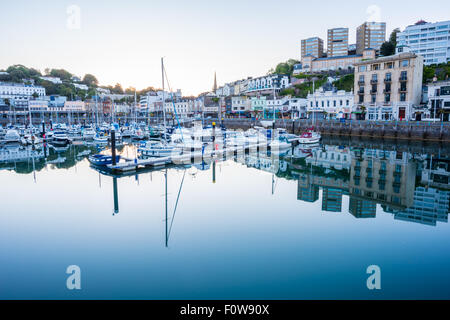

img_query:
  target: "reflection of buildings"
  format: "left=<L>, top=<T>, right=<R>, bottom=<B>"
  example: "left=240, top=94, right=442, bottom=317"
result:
left=0, top=145, right=45, bottom=163
left=297, top=173, right=320, bottom=203
left=385, top=187, right=450, bottom=226
left=284, top=145, right=450, bottom=226
left=322, top=187, right=343, bottom=212
left=421, top=158, right=450, bottom=190
left=349, top=149, right=416, bottom=211
left=243, top=152, right=286, bottom=175
left=349, top=198, right=377, bottom=218
left=307, top=145, right=351, bottom=170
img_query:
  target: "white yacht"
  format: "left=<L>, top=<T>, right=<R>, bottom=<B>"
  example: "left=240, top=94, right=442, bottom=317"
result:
left=82, top=127, right=96, bottom=140
left=52, top=130, right=71, bottom=146
left=138, top=140, right=182, bottom=157
left=2, top=129, right=22, bottom=144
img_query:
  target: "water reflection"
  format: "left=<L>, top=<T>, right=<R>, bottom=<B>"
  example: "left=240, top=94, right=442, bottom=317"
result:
left=1, top=141, right=449, bottom=230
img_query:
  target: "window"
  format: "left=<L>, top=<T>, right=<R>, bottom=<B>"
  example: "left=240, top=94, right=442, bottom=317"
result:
left=400, top=71, right=407, bottom=80
left=371, top=95, right=376, bottom=103
left=401, top=60, right=409, bottom=67
left=359, top=66, right=366, bottom=72
left=400, top=93, right=406, bottom=101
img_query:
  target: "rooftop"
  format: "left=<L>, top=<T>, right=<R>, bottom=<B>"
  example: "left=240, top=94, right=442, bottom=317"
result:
left=353, top=52, right=419, bottom=66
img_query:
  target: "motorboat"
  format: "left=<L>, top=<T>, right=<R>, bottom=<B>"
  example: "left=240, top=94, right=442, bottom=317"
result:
left=132, top=128, right=146, bottom=140
left=2, top=129, right=22, bottom=144
left=88, top=154, right=121, bottom=167
left=52, top=130, right=72, bottom=146
left=82, top=127, right=96, bottom=140
left=298, top=131, right=321, bottom=144
left=43, top=131, right=54, bottom=141
left=138, top=140, right=182, bottom=157
left=121, top=127, right=133, bottom=138
left=94, top=134, right=108, bottom=144
left=23, top=134, right=43, bottom=145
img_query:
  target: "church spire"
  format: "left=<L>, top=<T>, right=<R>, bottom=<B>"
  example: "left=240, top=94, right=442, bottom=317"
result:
left=213, top=72, right=217, bottom=92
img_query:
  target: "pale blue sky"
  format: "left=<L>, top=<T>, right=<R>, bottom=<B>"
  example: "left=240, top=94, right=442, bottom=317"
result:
left=1, top=0, right=449, bottom=95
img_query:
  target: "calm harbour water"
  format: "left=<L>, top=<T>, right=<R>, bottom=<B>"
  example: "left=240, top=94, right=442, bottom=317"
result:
left=0, top=140, right=449, bottom=299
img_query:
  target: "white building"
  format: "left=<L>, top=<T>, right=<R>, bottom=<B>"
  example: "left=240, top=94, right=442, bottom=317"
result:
left=396, top=20, right=450, bottom=65
left=164, top=98, right=194, bottom=119
left=73, top=83, right=89, bottom=91
left=96, top=88, right=111, bottom=94
left=39, top=76, right=62, bottom=84
left=427, top=80, right=450, bottom=122
left=64, top=101, right=85, bottom=112
left=307, top=87, right=354, bottom=119
left=265, top=96, right=290, bottom=114
left=28, top=99, right=49, bottom=111
left=0, top=82, right=46, bottom=109
left=231, top=96, right=250, bottom=113
left=246, top=74, right=290, bottom=95
left=289, top=98, right=308, bottom=119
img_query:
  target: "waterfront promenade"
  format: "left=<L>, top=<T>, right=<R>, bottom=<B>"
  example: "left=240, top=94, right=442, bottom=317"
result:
left=199, top=118, right=450, bottom=142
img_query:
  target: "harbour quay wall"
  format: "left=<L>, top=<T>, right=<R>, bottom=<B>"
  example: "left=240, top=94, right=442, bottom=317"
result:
left=201, top=119, right=450, bottom=142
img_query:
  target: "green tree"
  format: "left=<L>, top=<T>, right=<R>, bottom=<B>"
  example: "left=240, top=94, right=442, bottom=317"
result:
left=389, top=28, right=400, bottom=47
left=82, top=74, right=98, bottom=86
left=380, top=41, right=395, bottom=56
left=112, top=83, right=124, bottom=94
left=333, top=74, right=355, bottom=92
left=49, top=69, right=72, bottom=81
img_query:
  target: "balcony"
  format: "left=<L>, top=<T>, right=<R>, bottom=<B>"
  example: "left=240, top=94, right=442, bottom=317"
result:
left=358, top=89, right=365, bottom=95
left=370, top=89, right=378, bottom=94
left=383, top=88, right=391, bottom=94
left=384, top=78, right=392, bottom=83
left=358, top=80, right=365, bottom=85
left=398, top=88, right=407, bottom=93
left=399, top=76, right=408, bottom=82
left=370, top=79, right=378, bottom=85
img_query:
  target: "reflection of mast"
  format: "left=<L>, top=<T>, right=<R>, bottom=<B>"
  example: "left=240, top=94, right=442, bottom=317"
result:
left=166, top=170, right=186, bottom=248
left=272, top=173, right=274, bottom=195
left=31, top=148, right=36, bottom=183
left=113, top=177, right=119, bottom=215
left=165, top=168, right=168, bottom=247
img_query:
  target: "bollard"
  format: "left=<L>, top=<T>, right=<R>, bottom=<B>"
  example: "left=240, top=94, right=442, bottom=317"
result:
left=41, top=121, right=45, bottom=139
left=111, top=129, right=117, bottom=165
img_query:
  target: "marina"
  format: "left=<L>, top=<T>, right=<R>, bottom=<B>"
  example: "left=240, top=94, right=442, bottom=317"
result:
left=0, top=127, right=449, bottom=299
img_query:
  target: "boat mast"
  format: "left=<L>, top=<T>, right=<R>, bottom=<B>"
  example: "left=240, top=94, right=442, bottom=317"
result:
left=161, top=57, right=167, bottom=139
left=95, top=90, right=99, bottom=128
left=134, top=90, right=137, bottom=125
left=312, top=79, right=316, bottom=127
